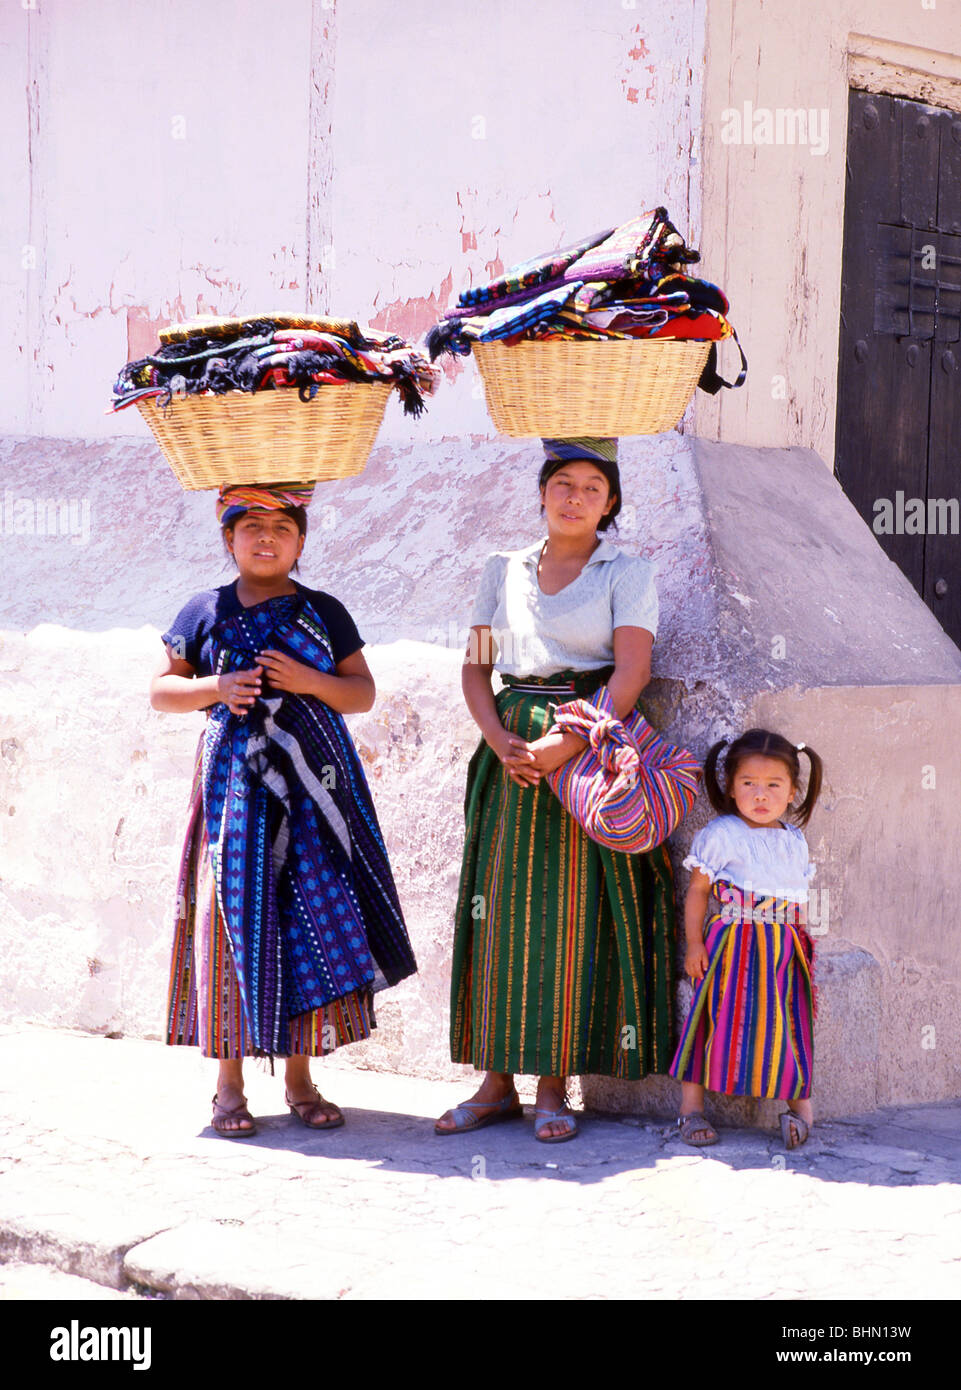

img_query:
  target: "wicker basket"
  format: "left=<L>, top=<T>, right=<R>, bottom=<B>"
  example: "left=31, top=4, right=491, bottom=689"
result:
left=135, top=383, right=393, bottom=490
left=472, top=339, right=713, bottom=437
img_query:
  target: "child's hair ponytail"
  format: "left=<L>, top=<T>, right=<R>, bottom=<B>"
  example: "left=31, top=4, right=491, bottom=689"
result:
left=703, top=739, right=731, bottom=816
left=793, top=744, right=823, bottom=826
left=705, top=729, right=824, bottom=827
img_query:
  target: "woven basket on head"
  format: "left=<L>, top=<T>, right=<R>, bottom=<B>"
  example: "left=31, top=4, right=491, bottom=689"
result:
left=136, top=383, right=393, bottom=490
left=472, top=339, right=713, bottom=437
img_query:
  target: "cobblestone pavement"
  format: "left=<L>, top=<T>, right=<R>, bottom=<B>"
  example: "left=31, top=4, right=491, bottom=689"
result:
left=0, top=1027, right=959, bottom=1301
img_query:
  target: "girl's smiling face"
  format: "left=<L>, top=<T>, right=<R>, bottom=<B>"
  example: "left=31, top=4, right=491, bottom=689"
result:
left=225, top=510, right=304, bottom=580
left=730, top=754, right=797, bottom=828
left=540, top=460, right=616, bottom=537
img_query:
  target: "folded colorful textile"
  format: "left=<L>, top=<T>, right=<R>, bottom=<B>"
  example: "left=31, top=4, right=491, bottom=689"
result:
left=542, top=438, right=618, bottom=464
left=427, top=208, right=746, bottom=393
left=159, top=312, right=364, bottom=345
left=215, top=483, right=316, bottom=525
left=111, top=314, right=439, bottom=418
left=460, top=282, right=588, bottom=345
left=456, top=228, right=613, bottom=309
left=200, top=592, right=416, bottom=1056
left=559, top=208, right=698, bottom=284
left=547, top=685, right=701, bottom=854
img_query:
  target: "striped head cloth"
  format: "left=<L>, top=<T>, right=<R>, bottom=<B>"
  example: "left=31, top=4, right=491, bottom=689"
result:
left=216, top=482, right=315, bottom=526
left=541, top=438, right=618, bottom=465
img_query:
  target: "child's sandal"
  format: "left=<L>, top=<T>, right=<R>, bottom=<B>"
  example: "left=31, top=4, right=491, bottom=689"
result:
left=780, top=1111, right=810, bottom=1150
left=676, top=1111, right=718, bottom=1147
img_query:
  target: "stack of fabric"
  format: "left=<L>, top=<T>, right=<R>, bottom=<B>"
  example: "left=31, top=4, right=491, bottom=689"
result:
left=110, top=313, right=440, bottom=418
left=427, top=208, right=745, bottom=389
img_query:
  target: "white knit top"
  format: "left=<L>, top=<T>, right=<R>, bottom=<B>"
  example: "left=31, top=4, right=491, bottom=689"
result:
left=468, top=539, right=658, bottom=678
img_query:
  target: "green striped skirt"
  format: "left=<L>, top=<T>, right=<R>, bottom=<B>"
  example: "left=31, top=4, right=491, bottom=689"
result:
left=449, top=672, right=676, bottom=1079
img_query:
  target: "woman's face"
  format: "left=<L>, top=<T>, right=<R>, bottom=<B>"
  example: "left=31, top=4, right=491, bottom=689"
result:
left=225, top=510, right=304, bottom=580
left=730, top=754, right=797, bottom=829
left=540, top=460, right=615, bottom=538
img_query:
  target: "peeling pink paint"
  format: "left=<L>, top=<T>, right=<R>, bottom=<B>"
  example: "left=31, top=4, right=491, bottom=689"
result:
left=368, top=271, right=454, bottom=341
left=622, top=27, right=655, bottom=105
left=439, top=356, right=465, bottom=385
left=125, top=309, right=166, bottom=361
left=484, top=255, right=504, bottom=279
left=461, top=231, right=477, bottom=252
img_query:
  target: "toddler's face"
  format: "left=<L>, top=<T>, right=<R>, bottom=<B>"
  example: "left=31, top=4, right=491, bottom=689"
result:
left=730, top=754, right=796, bottom=829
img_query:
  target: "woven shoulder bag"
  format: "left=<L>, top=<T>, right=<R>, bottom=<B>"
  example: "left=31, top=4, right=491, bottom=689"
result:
left=547, top=685, right=701, bottom=853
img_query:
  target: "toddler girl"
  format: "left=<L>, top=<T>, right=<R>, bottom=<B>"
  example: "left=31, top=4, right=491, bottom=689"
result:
left=669, top=728, right=823, bottom=1149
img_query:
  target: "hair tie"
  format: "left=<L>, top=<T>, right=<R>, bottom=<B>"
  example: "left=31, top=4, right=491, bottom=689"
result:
left=797, top=742, right=806, bottom=752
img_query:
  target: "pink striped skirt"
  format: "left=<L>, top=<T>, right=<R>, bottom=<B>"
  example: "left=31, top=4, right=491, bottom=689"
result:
left=668, top=880, right=815, bottom=1100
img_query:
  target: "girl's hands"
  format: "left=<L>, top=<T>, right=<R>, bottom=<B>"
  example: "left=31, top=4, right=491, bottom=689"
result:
left=684, top=941, right=710, bottom=983
left=217, top=665, right=263, bottom=716
left=256, top=648, right=317, bottom=696
left=487, top=727, right=540, bottom=786
left=683, top=868, right=712, bottom=983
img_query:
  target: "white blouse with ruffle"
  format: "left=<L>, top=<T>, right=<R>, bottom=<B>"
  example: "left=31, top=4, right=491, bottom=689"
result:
left=683, top=814, right=815, bottom=904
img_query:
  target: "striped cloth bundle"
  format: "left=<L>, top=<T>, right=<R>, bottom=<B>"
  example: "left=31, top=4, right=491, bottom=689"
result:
left=547, top=685, right=700, bottom=853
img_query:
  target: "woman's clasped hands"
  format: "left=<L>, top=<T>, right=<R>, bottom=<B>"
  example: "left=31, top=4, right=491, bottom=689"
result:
left=488, top=727, right=579, bottom=786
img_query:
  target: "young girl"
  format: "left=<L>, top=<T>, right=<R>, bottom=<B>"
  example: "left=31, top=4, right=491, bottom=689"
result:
left=669, top=729, right=823, bottom=1149
left=150, top=482, right=417, bottom=1137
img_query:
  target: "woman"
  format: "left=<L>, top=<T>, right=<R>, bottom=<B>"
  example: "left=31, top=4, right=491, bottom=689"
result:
left=435, top=438, right=675, bottom=1142
left=151, top=483, right=417, bottom=1137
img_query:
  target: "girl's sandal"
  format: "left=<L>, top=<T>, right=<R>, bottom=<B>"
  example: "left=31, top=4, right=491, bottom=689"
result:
left=676, top=1111, right=718, bottom=1147
left=211, top=1092, right=258, bottom=1139
left=780, top=1111, right=810, bottom=1150
left=286, top=1084, right=345, bottom=1130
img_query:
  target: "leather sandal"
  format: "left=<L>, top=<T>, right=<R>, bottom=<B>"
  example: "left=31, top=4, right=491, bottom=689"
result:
left=434, top=1090, right=524, bottom=1135
left=780, top=1111, right=810, bottom=1150
left=285, top=1084, right=344, bottom=1130
left=676, top=1111, right=718, bottom=1147
left=211, top=1092, right=257, bottom=1139
left=533, top=1103, right=579, bottom=1144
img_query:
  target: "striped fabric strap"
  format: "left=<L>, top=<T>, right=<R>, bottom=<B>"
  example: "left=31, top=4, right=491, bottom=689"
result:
left=505, top=681, right=576, bottom=695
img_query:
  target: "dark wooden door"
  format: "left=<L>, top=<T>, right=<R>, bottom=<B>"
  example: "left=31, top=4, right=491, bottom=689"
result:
left=836, top=89, right=961, bottom=646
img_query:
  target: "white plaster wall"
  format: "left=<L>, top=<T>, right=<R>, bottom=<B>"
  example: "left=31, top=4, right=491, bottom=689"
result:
left=697, top=0, right=961, bottom=460
left=327, top=0, right=706, bottom=442
left=0, top=0, right=706, bottom=442
left=3, top=0, right=315, bottom=438
left=755, top=683, right=961, bottom=1108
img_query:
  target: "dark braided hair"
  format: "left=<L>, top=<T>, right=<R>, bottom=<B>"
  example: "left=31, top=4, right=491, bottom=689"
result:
left=703, top=728, right=823, bottom=827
